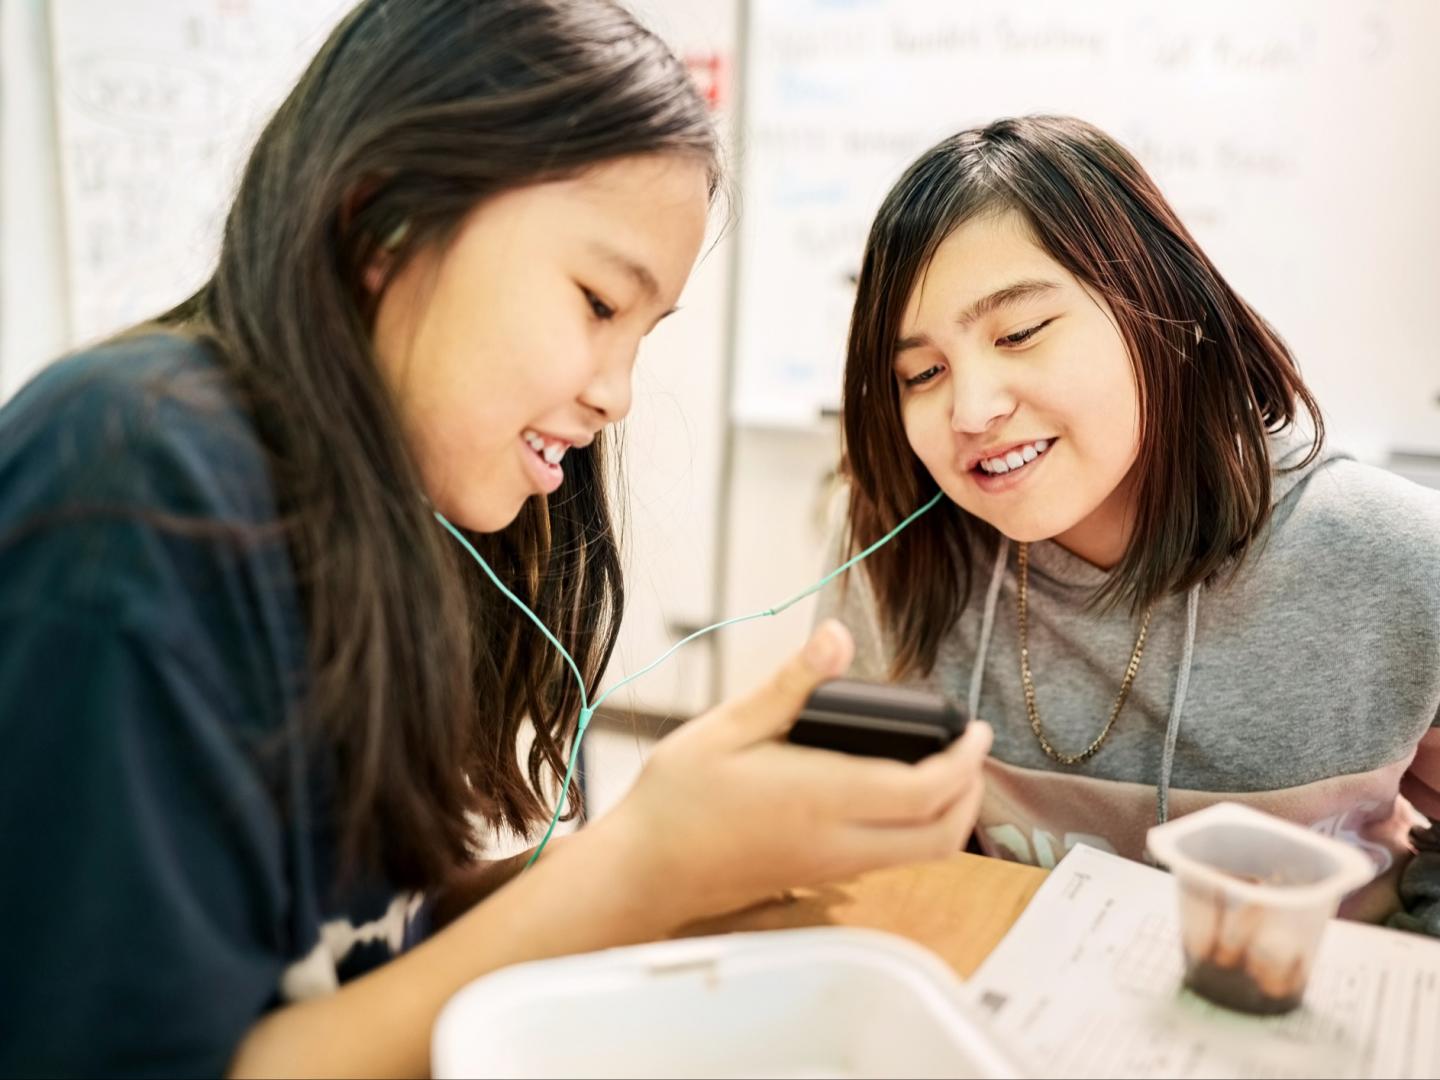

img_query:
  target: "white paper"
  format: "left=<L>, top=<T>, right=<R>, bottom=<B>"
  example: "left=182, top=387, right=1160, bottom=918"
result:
left=967, top=845, right=1440, bottom=1079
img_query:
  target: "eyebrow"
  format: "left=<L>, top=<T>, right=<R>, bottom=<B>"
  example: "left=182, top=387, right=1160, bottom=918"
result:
left=589, top=241, right=661, bottom=299
left=894, top=278, right=1061, bottom=353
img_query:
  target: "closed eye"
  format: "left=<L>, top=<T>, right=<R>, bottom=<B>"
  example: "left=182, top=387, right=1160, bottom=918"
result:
left=582, top=286, right=616, bottom=321
left=998, top=318, right=1054, bottom=347
left=903, top=364, right=944, bottom=388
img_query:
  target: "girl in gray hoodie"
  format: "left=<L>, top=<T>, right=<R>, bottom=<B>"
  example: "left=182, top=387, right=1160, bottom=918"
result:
left=820, top=115, right=1440, bottom=934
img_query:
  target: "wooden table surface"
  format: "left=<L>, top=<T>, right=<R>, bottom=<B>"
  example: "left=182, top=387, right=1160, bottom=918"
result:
left=677, top=852, right=1048, bottom=978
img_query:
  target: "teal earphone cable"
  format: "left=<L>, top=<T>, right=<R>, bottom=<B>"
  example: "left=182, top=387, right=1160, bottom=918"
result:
left=434, top=488, right=946, bottom=866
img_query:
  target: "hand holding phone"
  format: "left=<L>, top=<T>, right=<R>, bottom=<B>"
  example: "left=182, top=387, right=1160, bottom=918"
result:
left=787, top=678, right=969, bottom=764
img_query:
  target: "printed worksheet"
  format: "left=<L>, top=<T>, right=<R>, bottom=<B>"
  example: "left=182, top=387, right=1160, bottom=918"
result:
left=968, top=845, right=1440, bottom=1079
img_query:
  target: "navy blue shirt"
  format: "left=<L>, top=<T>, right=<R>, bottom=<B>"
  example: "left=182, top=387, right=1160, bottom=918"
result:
left=0, top=335, right=425, bottom=1078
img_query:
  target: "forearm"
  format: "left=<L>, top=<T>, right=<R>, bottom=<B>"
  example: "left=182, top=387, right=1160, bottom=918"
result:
left=228, top=815, right=671, bottom=1079
left=429, top=835, right=573, bottom=930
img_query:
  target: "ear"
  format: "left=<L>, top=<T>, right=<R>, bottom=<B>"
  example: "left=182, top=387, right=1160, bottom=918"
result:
left=364, top=221, right=411, bottom=293
left=339, top=177, right=406, bottom=296
left=363, top=258, right=390, bottom=297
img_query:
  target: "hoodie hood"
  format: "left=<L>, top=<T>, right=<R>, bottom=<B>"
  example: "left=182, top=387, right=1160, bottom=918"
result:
left=1270, top=423, right=1343, bottom=509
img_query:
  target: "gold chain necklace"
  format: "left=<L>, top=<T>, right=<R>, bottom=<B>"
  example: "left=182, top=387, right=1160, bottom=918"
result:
left=1016, top=542, right=1153, bottom=766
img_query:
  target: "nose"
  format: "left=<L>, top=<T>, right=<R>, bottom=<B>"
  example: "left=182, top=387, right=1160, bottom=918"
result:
left=578, top=344, right=635, bottom=424
left=949, top=355, right=1017, bottom=435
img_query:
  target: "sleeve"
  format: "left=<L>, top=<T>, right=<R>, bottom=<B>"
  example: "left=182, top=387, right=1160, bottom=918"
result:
left=0, top=346, right=297, bottom=1077
left=1391, top=725, right=1440, bottom=938
left=811, top=489, right=893, bottom=682
left=0, top=608, right=290, bottom=1079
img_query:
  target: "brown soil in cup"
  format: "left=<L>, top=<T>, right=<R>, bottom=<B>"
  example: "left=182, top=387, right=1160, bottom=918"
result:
left=1184, top=958, right=1303, bottom=1015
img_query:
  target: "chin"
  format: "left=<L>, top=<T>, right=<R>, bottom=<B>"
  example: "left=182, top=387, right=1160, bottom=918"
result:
left=433, top=492, right=525, bottom=535
left=974, top=509, right=1080, bottom=546
left=991, top=523, right=1052, bottom=545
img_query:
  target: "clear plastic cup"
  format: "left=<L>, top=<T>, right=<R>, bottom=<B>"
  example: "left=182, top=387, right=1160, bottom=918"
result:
left=1146, top=802, right=1375, bottom=1015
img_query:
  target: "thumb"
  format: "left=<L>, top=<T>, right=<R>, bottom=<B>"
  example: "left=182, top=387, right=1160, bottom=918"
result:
left=718, top=618, right=855, bottom=747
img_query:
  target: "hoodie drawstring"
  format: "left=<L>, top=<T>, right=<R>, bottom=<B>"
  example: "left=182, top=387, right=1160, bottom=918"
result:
left=968, top=534, right=1010, bottom=723
left=1156, top=582, right=1200, bottom=824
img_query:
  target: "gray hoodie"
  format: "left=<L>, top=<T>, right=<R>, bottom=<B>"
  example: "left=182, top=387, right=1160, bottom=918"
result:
left=818, top=431, right=1440, bottom=930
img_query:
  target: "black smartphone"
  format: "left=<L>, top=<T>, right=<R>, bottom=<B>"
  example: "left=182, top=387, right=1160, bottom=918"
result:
left=787, top=678, right=968, bottom=764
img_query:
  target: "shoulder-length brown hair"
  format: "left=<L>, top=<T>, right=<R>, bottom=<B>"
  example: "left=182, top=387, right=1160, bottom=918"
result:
left=155, top=0, right=719, bottom=888
left=842, top=115, right=1322, bottom=679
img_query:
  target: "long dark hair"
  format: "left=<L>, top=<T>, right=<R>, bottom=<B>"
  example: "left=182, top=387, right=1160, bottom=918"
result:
left=158, top=0, right=719, bottom=888
left=843, top=116, right=1323, bottom=679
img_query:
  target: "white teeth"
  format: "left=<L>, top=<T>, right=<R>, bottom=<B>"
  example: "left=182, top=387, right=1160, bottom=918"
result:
left=522, top=429, right=567, bottom=466
left=979, top=439, right=1053, bottom=475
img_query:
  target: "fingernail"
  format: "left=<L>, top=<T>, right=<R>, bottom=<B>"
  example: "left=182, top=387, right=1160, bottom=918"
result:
left=803, top=624, right=837, bottom=669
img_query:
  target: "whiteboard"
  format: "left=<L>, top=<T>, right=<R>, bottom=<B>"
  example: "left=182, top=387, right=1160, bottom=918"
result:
left=732, top=0, right=1440, bottom=455
left=49, top=0, right=350, bottom=345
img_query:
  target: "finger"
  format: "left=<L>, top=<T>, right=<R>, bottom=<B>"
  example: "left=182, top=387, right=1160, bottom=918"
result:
left=837, top=720, right=991, bottom=824
left=827, top=771, right=990, bottom=877
left=705, top=619, right=855, bottom=748
left=942, top=720, right=993, bottom=772
left=945, top=769, right=987, bottom=841
left=757, top=735, right=989, bottom=825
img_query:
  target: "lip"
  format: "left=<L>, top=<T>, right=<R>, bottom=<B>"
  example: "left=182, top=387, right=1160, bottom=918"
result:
left=519, top=434, right=565, bottom=494
left=526, top=428, right=594, bottom=450
left=964, top=437, right=1058, bottom=494
left=963, top=437, right=1056, bottom=473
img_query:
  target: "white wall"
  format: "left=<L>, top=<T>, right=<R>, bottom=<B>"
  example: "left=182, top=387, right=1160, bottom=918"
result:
left=715, top=424, right=840, bottom=699
left=0, top=0, right=69, bottom=401
left=595, top=0, right=739, bottom=720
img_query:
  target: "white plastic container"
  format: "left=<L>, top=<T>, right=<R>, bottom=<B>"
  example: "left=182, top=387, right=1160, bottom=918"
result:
left=432, top=927, right=1019, bottom=1079
left=1146, top=801, right=1376, bottom=1015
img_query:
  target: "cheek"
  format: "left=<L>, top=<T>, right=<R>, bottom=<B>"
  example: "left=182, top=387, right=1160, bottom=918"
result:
left=433, top=262, right=578, bottom=406
left=479, top=323, right=588, bottom=424
left=1086, top=358, right=1141, bottom=465
left=902, top=386, right=955, bottom=454
left=1050, top=335, right=1140, bottom=451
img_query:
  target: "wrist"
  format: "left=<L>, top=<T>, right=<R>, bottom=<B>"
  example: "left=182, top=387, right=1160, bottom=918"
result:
left=572, top=807, right=693, bottom=934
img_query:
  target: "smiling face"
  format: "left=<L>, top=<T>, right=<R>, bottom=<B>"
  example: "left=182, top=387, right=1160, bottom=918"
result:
left=892, top=210, right=1142, bottom=567
left=370, top=153, right=710, bottom=533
